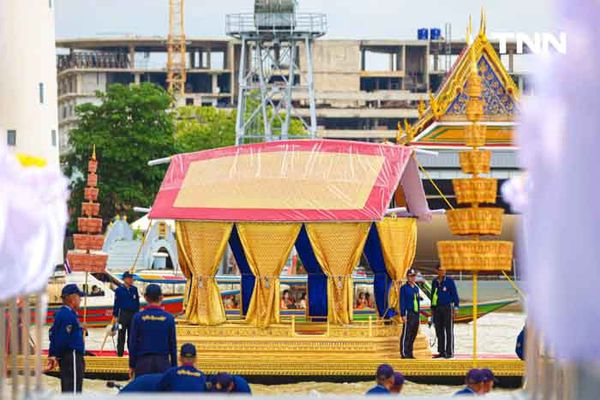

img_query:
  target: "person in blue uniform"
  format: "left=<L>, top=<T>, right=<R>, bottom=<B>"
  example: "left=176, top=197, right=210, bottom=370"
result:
left=365, top=364, right=395, bottom=395
left=47, top=284, right=86, bottom=393
left=516, top=325, right=526, bottom=360
left=211, top=372, right=252, bottom=394
left=128, top=284, right=177, bottom=378
left=112, top=271, right=140, bottom=357
left=431, top=264, right=460, bottom=359
left=480, top=368, right=498, bottom=394
left=454, top=369, right=485, bottom=396
left=390, top=371, right=405, bottom=394
left=157, top=343, right=207, bottom=392
left=400, top=268, right=421, bottom=359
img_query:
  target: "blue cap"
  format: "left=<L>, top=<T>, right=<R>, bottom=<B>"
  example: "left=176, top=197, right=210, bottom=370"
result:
left=480, top=368, right=498, bottom=383
left=145, top=283, right=162, bottom=297
left=407, top=268, right=417, bottom=276
left=122, top=271, right=134, bottom=280
left=466, top=369, right=485, bottom=384
left=393, top=371, right=405, bottom=386
left=213, top=373, right=234, bottom=391
left=376, top=364, right=394, bottom=380
left=180, top=343, right=196, bottom=358
left=61, top=284, right=85, bottom=297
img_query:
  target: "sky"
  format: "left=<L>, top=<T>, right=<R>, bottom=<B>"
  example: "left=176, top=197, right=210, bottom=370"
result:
left=55, top=0, right=559, bottom=40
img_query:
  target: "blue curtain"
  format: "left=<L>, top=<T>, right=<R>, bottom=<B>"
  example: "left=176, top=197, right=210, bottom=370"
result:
left=228, top=225, right=255, bottom=315
left=363, top=224, right=393, bottom=318
left=295, top=225, right=328, bottom=318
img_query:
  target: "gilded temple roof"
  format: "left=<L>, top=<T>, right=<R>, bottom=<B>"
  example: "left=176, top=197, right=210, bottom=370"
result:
left=411, top=15, right=520, bottom=146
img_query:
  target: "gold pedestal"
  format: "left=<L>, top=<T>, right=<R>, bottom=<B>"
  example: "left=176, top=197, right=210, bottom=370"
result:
left=176, top=321, right=431, bottom=376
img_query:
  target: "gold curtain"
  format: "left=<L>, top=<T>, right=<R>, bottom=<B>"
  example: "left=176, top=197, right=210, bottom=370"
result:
left=375, top=218, right=417, bottom=316
left=237, top=223, right=301, bottom=328
left=176, top=221, right=233, bottom=326
left=306, top=223, right=371, bottom=325
left=176, top=237, right=192, bottom=313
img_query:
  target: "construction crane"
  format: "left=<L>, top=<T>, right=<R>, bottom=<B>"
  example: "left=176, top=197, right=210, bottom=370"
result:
left=167, top=0, right=186, bottom=96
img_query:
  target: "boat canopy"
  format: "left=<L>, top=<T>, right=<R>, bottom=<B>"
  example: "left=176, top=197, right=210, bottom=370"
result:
left=148, top=140, right=430, bottom=328
left=149, top=139, right=430, bottom=222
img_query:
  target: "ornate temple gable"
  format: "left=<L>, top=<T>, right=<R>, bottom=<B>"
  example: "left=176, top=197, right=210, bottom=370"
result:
left=444, top=55, right=518, bottom=121
left=412, top=14, right=520, bottom=145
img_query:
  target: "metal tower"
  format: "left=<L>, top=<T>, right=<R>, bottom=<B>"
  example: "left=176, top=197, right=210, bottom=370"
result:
left=226, top=0, right=326, bottom=144
left=167, top=0, right=187, bottom=96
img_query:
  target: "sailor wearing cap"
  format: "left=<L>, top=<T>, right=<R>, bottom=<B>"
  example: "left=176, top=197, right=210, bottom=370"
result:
left=128, top=284, right=177, bottom=378
left=47, top=284, right=86, bottom=393
left=480, top=368, right=498, bottom=394
left=454, top=369, right=485, bottom=396
left=157, top=343, right=207, bottom=392
left=431, top=264, right=459, bottom=359
left=400, top=268, right=421, bottom=359
left=390, top=371, right=405, bottom=394
left=365, top=364, right=395, bottom=394
left=211, top=372, right=252, bottom=394
left=113, top=271, right=140, bottom=357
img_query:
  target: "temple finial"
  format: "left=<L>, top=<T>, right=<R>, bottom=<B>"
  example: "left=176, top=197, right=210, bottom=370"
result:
left=479, top=7, right=487, bottom=37
left=417, top=98, right=426, bottom=118
left=92, top=144, right=96, bottom=161
left=403, top=119, right=415, bottom=143
left=466, top=14, right=473, bottom=45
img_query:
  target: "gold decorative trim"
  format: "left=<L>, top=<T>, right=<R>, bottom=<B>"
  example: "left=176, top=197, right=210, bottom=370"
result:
left=459, top=150, right=491, bottom=175
left=438, top=240, right=514, bottom=271
left=12, top=356, right=524, bottom=378
left=447, top=208, right=504, bottom=236
left=452, top=178, right=497, bottom=204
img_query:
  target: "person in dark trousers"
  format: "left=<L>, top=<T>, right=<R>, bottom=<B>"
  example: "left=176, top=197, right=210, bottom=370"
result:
left=211, top=373, right=252, bottom=394
left=47, top=284, right=86, bottom=393
left=128, top=284, right=177, bottom=378
left=365, top=364, right=395, bottom=394
left=431, top=264, right=460, bottom=359
left=112, top=271, right=140, bottom=357
left=454, top=369, right=485, bottom=396
left=157, top=343, right=207, bottom=392
left=516, top=325, right=526, bottom=360
left=400, top=268, right=420, bottom=359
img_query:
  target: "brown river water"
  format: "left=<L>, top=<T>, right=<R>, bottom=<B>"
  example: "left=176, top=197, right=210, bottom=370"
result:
left=7, top=312, right=525, bottom=396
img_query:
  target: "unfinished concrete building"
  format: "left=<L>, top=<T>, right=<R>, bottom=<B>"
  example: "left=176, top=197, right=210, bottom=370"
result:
left=56, top=36, right=530, bottom=154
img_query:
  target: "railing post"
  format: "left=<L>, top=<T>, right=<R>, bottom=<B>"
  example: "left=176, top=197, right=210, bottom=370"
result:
left=291, top=315, right=295, bottom=336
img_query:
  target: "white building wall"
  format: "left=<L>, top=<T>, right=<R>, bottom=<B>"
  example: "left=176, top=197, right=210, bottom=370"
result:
left=0, top=0, right=59, bottom=164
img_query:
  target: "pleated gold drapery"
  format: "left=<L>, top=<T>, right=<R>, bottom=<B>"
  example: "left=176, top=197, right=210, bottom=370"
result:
left=176, top=221, right=233, bottom=325
left=375, top=218, right=417, bottom=316
left=237, top=223, right=301, bottom=328
left=176, top=237, right=192, bottom=313
left=306, top=223, right=371, bottom=325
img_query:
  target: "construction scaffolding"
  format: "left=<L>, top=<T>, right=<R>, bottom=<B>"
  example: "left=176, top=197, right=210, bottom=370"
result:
left=167, top=0, right=187, bottom=96
left=226, top=0, right=326, bottom=144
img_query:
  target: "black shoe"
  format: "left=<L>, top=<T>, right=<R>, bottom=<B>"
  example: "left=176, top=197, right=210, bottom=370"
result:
left=444, top=354, right=454, bottom=359
left=433, top=354, right=446, bottom=359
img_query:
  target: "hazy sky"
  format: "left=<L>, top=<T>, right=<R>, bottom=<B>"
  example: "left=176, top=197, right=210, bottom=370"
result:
left=55, top=0, right=559, bottom=40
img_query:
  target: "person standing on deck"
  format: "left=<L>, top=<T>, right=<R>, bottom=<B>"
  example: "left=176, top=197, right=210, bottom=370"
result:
left=46, top=284, right=86, bottom=393
left=400, top=268, right=421, bottom=359
left=431, top=264, right=459, bottom=359
left=128, top=284, right=177, bottom=378
left=112, top=271, right=140, bottom=357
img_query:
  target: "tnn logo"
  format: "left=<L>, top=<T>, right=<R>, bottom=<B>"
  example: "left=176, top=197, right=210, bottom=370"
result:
left=493, top=32, right=567, bottom=55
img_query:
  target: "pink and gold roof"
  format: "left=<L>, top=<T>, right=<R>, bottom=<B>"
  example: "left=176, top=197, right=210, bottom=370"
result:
left=150, top=140, right=429, bottom=222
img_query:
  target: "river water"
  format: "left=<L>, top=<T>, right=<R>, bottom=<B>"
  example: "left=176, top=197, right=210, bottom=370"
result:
left=9, top=312, right=526, bottom=396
